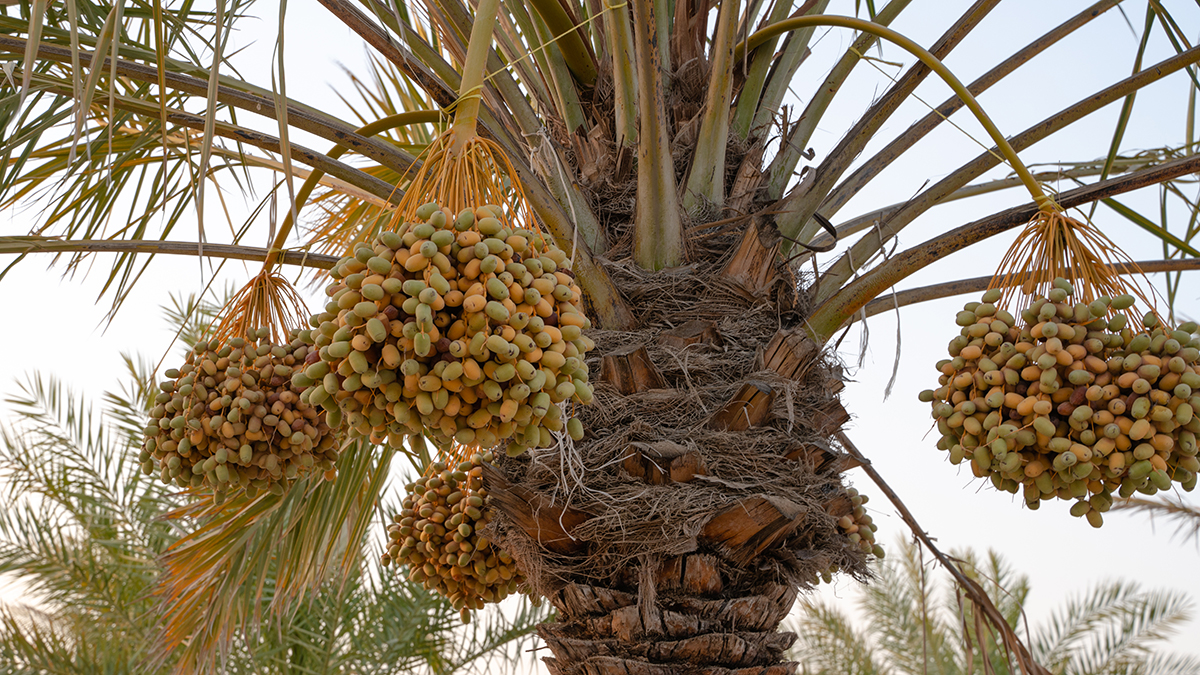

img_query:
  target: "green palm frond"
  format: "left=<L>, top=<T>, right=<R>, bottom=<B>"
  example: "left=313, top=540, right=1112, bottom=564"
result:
left=229, top=566, right=451, bottom=674
left=0, top=373, right=176, bottom=671
left=792, top=597, right=887, bottom=675
left=0, top=372, right=175, bottom=552
left=854, top=538, right=965, bottom=675
left=1035, top=581, right=1161, bottom=674
left=1112, top=496, right=1200, bottom=546
left=1063, top=586, right=1195, bottom=675
left=792, top=540, right=1199, bottom=675
left=241, top=563, right=548, bottom=674
left=860, top=541, right=933, bottom=674
left=102, top=351, right=161, bottom=441
left=1119, top=650, right=1200, bottom=675
left=0, top=80, right=263, bottom=317
left=952, top=547, right=1032, bottom=635
left=155, top=291, right=227, bottom=353
left=0, top=606, right=79, bottom=675
left=0, top=0, right=416, bottom=317
left=0, top=603, right=165, bottom=675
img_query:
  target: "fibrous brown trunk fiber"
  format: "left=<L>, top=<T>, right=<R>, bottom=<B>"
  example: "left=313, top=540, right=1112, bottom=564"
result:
left=484, top=246, right=869, bottom=674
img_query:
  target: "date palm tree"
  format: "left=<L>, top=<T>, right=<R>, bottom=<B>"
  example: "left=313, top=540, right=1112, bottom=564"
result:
left=3, top=0, right=1200, bottom=673
left=790, top=538, right=1200, bottom=675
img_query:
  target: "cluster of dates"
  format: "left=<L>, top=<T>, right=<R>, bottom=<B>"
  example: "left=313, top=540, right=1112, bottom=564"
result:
left=924, top=281, right=1199, bottom=526
left=298, top=202, right=592, bottom=455
left=141, top=329, right=336, bottom=502
left=381, top=452, right=521, bottom=622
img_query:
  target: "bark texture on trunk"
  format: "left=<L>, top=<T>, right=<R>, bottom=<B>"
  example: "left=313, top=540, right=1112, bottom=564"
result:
left=541, top=577, right=801, bottom=674
left=484, top=252, right=868, bottom=673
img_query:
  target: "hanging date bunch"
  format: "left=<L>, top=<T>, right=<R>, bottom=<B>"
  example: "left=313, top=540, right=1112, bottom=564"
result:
left=139, top=272, right=337, bottom=502
left=301, top=200, right=592, bottom=455
left=381, top=448, right=522, bottom=623
left=921, top=207, right=1200, bottom=527
left=300, top=8, right=594, bottom=457
left=817, top=487, right=882, bottom=585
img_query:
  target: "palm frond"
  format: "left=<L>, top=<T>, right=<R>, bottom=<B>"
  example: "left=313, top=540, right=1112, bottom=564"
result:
left=154, top=439, right=395, bottom=671
left=812, top=43, right=1200, bottom=308
left=866, top=538, right=962, bottom=675
left=1118, top=650, right=1200, bottom=675
left=1112, top=496, right=1200, bottom=546
left=0, top=373, right=173, bottom=548
left=0, top=372, right=178, bottom=671
left=816, top=0, right=1126, bottom=223
left=1062, top=586, right=1195, bottom=675
left=790, top=596, right=888, bottom=675
left=0, top=603, right=163, bottom=675
left=806, top=149, right=1200, bottom=341
left=0, top=8, right=416, bottom=316
left=792, top=539, right=1199, bottom=675
left=954, top=547, right=1032, bottom=633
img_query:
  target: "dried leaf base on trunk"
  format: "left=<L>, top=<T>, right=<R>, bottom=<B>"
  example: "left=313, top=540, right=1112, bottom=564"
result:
left=484, top=258, right=872, bottom=675
left=540, top=569, right=802, bottom=674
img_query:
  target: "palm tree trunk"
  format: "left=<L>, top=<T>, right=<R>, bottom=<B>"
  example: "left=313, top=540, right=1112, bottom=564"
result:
left=540, top=580, right=801, bottom=674
left=485, top=249, right=868, bottom=673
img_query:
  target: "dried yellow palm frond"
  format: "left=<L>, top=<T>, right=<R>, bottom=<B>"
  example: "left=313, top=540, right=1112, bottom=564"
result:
left=299, top=163, right=404, bottom=261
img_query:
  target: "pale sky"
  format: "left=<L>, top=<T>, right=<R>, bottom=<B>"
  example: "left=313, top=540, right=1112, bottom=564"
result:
left=1, top=0, right=1198, bottom=668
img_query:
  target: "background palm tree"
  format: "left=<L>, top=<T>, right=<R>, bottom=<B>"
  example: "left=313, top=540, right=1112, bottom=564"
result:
left=0, top=298, right=547, bottom=674
left=3, top=0, right=1200, bottom=673
left=791, top=538, right=1200, bottom=675
left=1113, top=495, right=1200, bottom=546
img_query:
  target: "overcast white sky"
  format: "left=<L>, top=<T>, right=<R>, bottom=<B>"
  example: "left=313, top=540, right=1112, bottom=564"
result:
left=1, top=0, right=1199, bottom=667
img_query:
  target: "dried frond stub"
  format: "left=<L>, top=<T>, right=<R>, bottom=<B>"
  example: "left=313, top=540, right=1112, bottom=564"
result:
left=140, top=328, right=338, bottom=502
